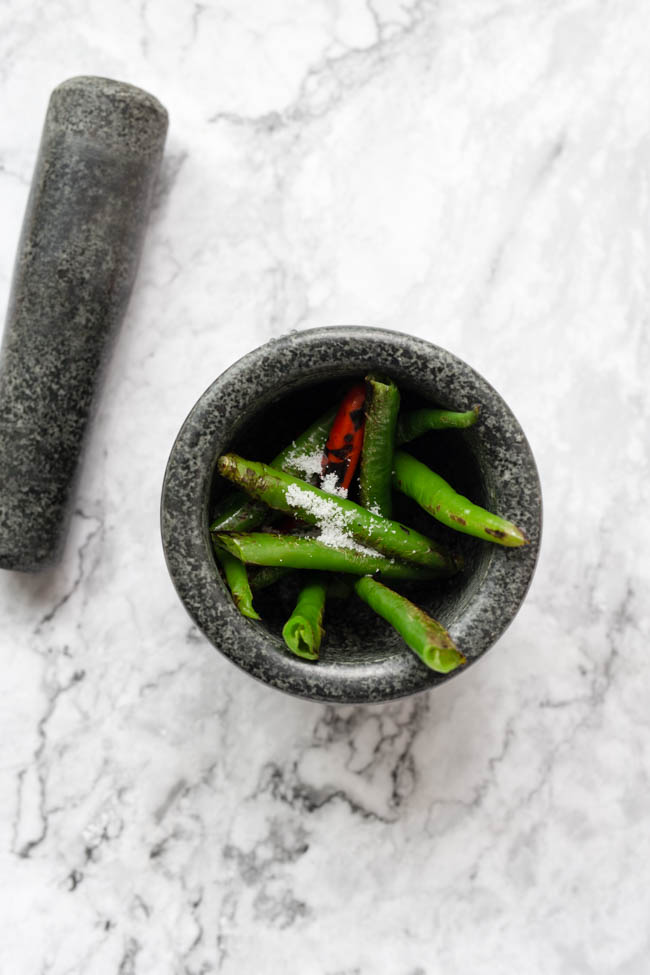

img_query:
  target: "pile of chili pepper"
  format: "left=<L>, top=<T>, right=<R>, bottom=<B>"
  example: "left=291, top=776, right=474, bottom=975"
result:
left=210, top=376, right=527, bottom=674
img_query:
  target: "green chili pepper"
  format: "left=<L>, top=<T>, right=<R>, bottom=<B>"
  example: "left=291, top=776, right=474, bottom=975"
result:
left=395, top=406, right=479, bottom=445
left=217, top=454, right=458, bottom=573
left=209, top=489, right=265, bottom=534
left=359, top=375, right=400, bottom=518
left=213, top=532, right=447, bottom=580
left=213, top=546, right=260, bottom=620
left=280, top=405, right=339, bottom=477
left=393, top=450, right=527, bottom=547
left=210, top=406, right=337, bottom=532
left=282, top=575, right=327, bottom=660
left=353, top=576, right=465, bottom=673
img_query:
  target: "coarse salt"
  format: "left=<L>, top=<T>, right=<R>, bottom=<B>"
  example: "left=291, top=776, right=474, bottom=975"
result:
left=283, top=448, right=324, bottom=481
left=284, top=483, right=376, bottom=555
left=283, top=452, right=348, bottom=497
left=319, top=472, right=348, bottom=498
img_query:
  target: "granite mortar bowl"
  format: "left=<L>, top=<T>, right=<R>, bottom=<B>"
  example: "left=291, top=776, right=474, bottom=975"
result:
left=161, top=326, right=542, bottom=704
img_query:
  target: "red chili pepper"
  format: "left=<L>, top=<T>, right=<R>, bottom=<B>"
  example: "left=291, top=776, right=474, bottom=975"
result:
left=321, top=383, right=366, bottom=491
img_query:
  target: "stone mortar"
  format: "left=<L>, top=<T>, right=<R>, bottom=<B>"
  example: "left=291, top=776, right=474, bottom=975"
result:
left=161, top=326, right=542, bottom=704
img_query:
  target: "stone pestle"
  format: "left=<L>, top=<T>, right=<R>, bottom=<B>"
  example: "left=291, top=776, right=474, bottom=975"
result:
left=0, top=76, right=168, bottom=571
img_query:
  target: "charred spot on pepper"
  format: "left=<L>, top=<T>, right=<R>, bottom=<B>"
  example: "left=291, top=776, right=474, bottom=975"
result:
left=326, top=444, right=353, bottom=460
left=323, top=459, right=346, bottom=474
left=450, top=514, right=466, bottom=526
left=349, top=407, right=365, bottom=431
left=485, top=528, right=506, bottom=539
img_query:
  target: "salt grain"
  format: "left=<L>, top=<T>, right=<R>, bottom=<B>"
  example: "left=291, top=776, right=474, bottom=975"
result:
left=283, top=452, right=348, bottom=497
left=285, top=483, right=376, bottom=555
left=319, top=472, right=348, bottom=498
left=283, top=448, right=324, bottom=480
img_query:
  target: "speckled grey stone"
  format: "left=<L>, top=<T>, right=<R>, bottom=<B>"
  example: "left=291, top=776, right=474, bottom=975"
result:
left=161, top=326, right=542, bottom=704
left=0, top=76, right=168, bottom=571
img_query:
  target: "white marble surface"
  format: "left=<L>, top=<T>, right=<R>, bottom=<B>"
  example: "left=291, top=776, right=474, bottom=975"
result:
left=1, top=1, right=649, bottom=972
